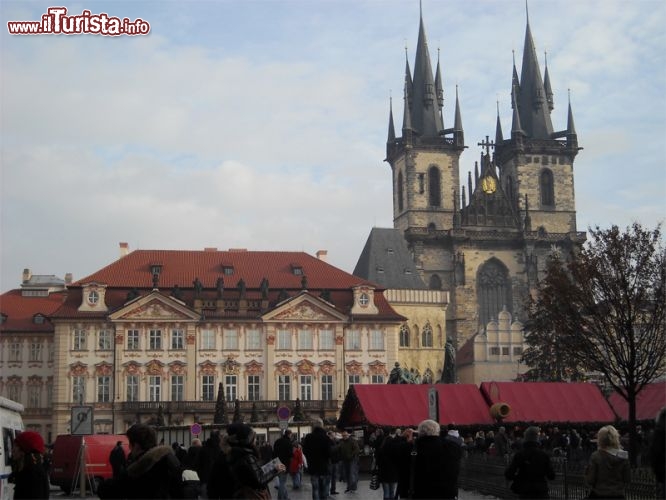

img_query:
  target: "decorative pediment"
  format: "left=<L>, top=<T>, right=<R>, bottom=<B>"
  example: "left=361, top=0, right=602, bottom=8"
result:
left=145, top=359, right=165, bottom=376
left=318, top=360, right=335, bottom=375
left=123, top=361, right=141, bottom=375
left=244, top=360, right=264, bottom=376
left=275, top=360, right=294, bottom=376
left=345, top=360, right=364, bottom=376
left=69, top=362, right=88, bottom=377
left=263, top=293, right=347, bottom=323
left=168, top=361, right=187, bottom=375
left=368, top=360, right=387, bottom=376
left=95, top=362, right=113, bottom=377
left=109, top=292, right=200, bottom=322
left=222, top=356, right=240, bottom=375
left=199, top=360, right=217, bottom=376
left=296, top=359, right=316, bottom=375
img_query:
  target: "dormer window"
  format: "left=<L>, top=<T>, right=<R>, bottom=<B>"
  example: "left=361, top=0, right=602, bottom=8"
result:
left=33, top=314, right=45, bottom=324
left=376, top=266, right=384, bottom=274
left=222, top=265, right=234, bottom=276
left=150, top=264, right=162, bottom=276
left=291, top=264, right=303, bottom=276
left=387, top=248, right=394, bottom=255
left=0, top=313, right=7, bottom=324
left=359, top=293, right=370, bottom=307
left=87, top=290, right=100, bottom=306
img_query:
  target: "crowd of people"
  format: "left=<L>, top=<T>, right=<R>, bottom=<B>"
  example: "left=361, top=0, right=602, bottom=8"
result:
left=5, top=406, right=665, bottom=499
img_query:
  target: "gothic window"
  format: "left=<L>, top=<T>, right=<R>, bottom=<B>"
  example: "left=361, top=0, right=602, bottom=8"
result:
left=429, top=274, right=442, bottom=290
left=477, top=259, right=513, bottom=327
left=398, top=171, right=404, bottom=211
left=540, top=169, right=555, bottom=206
left=428, top=166, right=441, bottom=207
left=421, top=323, right=433, bottom=348
left=399, top=324, right=410, bottom=347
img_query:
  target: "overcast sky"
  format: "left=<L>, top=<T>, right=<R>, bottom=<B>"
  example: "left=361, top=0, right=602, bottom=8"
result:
left=1, top=0, right=665, bottom=293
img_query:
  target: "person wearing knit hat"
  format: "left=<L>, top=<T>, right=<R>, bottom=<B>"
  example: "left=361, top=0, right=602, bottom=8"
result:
left=505, top=426, right=555, bottom=499
left=10, top=431, right=50, bottom=499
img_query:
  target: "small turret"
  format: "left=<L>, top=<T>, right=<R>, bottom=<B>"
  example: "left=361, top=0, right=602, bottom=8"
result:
left=566, top=90, right=578, bottom=150
left=544, top=51, right=554, bottom=112
left=453, top=85, right=464, bottom=148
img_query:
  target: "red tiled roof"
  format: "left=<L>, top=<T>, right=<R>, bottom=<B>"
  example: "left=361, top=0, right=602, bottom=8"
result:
left=0, top=289, right=66, bottom=333
left=479, top=381, right=616, bottom=424
left=75, top=250, right=372, bottom=290
left=607, top=382, right=666, bottom=421
left=338, top=384, right=495, bottom=427
left=52, top=250, right=403, bottom=321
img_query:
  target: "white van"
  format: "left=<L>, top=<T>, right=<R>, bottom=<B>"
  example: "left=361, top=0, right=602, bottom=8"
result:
left=0, top=397, right=25, bottom=500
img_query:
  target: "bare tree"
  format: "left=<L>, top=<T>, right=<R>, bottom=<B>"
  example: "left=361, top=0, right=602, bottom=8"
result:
left=524, top=223, right=666, bottom=464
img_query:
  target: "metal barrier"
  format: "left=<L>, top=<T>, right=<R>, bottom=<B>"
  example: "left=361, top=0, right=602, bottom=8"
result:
left=459, top=453, right=659, bottom=500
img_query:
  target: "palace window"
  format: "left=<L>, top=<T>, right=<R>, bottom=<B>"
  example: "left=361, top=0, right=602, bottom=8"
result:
left=171, top=375, right=184, bottom=401
left=319, top=329, right=334, bottom=350
left=370, top=330, right=384, bottom=350
left=277, top=329, right=291, bottom=350
left=321, top=375, right=333, bottom=400
left=348, top=374, right=360, bottom=386
left=224, top=329, right=239, bottom=350
left=97, top=376, right=111, bottom=403
left=202, top=375, right=215, bottom=401
left=98, top=330, right=112, bottom=351
left=278, top=375, right=291, bottom=400
left=149, top=329, right=162, bottom=350
left=73, top=330, right=86, bottom=351
left=28, top=386, right=40, bottom=408
left=371, top=374, right=384, bottom=384
left=225, top=375, right=237, bottom=401
left=29, top=342, right=42, bottom=362
left=202, top=329, right=216, bottom=350
left=72, top=376, right=85, bottom=404
left=298, top=329, right=313, bottom=350
left=246, top=329, right=261, bottom=350
left=126, top=375, right=139, bottom=402
left=247, top=375, right=261, bottom=401
left=127, top=329, right=140, bottom=350
left=345, top=330, right=361, bottom=351
left=148, top=376, right=161, bottom=402
left=171, top=329, right=184, bottom=350
left=299, top=375, right=313, bottom=401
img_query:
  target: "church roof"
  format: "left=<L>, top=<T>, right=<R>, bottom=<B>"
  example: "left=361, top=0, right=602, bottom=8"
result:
left=0, top=289, right=66, bottom=333
left=353, top=228, right=426, bottom=289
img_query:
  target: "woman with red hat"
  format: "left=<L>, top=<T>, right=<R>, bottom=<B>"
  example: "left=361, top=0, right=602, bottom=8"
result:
left=10, top=430, right=50, bottom=499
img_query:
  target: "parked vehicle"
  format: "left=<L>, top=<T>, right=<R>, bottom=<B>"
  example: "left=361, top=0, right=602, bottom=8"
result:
left=50, top=433, right=128, bottom=494
left=0, top=397, right=25, bottom=500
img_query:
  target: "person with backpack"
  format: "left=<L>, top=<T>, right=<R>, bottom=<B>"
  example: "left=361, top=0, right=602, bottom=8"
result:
left=302, top=419, right=333, bottom=500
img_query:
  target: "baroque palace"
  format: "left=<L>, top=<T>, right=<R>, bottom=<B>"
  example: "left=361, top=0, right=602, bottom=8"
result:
left=0, top=4, right=585, bottom=440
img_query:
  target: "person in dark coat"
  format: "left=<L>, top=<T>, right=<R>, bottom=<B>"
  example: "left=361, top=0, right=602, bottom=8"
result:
left=505, top=426, right=556, bottom=499
left=226, top=423, right=285, bottom=499
left=198, top=432, right=222, bottom=498
left=273, top=429, right=294, bottom=500
left=172, top=442, right=188, bottom=466
left=442, top=427, right=464, bottom=499
left=102, top=423, right=184, bottom=499
left=375, top=428, right=400, bottom=500
left=109, top=441, right=127, bottom=480
left=302, top=418, right=332, bottom=500
left=10, top=431, right=50, bottom=499
left=410, top=420, right=460, bottom=500
left=395, top=428, right=417, bottom=499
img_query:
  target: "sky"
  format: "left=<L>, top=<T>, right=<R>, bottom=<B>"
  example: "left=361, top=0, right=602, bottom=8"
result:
left=1, top=0, right=665, bottom=293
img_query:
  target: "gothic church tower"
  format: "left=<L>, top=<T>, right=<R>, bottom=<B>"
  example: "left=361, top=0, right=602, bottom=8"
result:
left=382, top=5, right=586, bottom=369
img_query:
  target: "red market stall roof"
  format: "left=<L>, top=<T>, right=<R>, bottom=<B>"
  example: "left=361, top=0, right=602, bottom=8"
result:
left=338, top=384, right=495, bottom=428
left=479, top=381, right=616, bottom=424
left=607, top=382, right=666, bottom=421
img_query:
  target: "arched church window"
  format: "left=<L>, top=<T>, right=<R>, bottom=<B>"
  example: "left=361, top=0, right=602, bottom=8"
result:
left=476, top=259, right=513, bottom=327
left=540, top=169, right=554, bottom=206
left=399, top=324, right=410, bottom=347
left=429, top=274, right=442, bottom=290
left=398, top=171, right=404, bottom=212
left=428, top=166, right=441, bottom=207
left=421, top=322, right=433, bottom=347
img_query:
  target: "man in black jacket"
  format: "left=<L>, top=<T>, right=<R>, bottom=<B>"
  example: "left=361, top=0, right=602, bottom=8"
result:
left=273, top=429, right=293, bottom=500
left=302, top=419, right=332, bottom=500
left=505, top=426, right=555, bottom=499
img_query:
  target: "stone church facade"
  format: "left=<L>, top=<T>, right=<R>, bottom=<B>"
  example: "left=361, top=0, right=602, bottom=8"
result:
left=357, top=7, right=586, bottom=383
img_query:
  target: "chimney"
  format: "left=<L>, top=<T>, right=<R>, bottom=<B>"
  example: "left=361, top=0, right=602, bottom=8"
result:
left=203, top=247, right=218, bottom=252
left=65, top=273, right=73, bottom=285
left=22, top=268, right=32, bottom=284
left=316, top=250, right=328, bottom=262
left=119, top=242, right=129, bottom=258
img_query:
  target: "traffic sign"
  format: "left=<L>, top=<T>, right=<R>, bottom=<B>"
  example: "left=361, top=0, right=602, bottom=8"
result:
left=71, top=406, right=93, bottom=435
left=277, top=406, right=290, bottom=421
left=191, top=423, right=202, bottom=435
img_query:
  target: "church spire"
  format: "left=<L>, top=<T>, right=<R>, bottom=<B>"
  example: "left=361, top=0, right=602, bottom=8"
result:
left=409, top=6, right=442, bottom=138
left=435, top=48, right=445, bottom=130
left=566, top=89, right=578, bottom=150
left=495, top=100, right=504, bottom=146
left=387, top=95, right=396, bottom=143
left=516, top=9, right=554, bottom=139
left=544, top=51, right=554, bottom=111
left=511, top=86, right=524, bottom=138
left=453, top=85, right=464, bottom=147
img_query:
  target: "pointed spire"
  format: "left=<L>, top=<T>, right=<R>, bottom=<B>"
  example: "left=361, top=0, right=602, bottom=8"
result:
left=402, top=85, right=413, bottom=134
left=566, top=89, right=578, bottom=150
left=517, top=9, right=554, bottom=138
left=387, top=95, right=396, bottom=143
left=544, top=51, right=554, bottom=111
left=453, top=85, right=464, bottom=147
left=404, top=49, right=413, bottom=105
left=435, top=48, right=444, bottom=109
left=495, top=101, right=504, bottom=146
left=511, top=50, right=520, bottom=108
left=410, top=6, right=442, bottom=137
left=461, top=185, right=467, bottom=209
left=467, top=172, right=473, bottom=202
left=511, top=87, right=524, bottom=137
left=474, top=161, right=479, bottom=185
